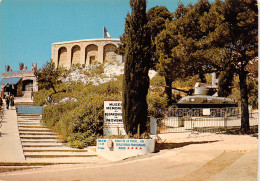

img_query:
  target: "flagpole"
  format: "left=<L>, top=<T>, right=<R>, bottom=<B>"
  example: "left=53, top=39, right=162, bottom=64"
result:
left=103, top=26, right=105, bottom=38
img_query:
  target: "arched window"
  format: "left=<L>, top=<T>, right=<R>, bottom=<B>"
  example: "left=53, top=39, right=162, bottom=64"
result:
left=71, top=45, right=81, bottom=65
left=103, top=44, right=117, bottom=62
left=85, top=44, right=98, bottom=65
left=58, top=47, right=67, bottom=67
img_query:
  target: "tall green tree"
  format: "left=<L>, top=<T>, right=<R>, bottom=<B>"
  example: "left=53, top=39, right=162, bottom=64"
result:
left=146, top=6, right=173, bottom=68
left=35, top=61, right=63, bottom=93
left=121, top=0, right=151, bottom=135
left=172, top=0, right=212, bottom=83
left=218, top=67, right=234, bottom=97
left=155, top=22, right=183, bottom=106
left=201, top=0, right=258, bottom=133
left=155, top=1, right=211, bottom=106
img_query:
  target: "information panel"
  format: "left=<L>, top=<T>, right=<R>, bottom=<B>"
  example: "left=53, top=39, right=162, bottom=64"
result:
left=96, top=139, right=155, bottom=161
left=104, top=101, right=126, bottom=135
left=18, top=106, right=43, bottom=114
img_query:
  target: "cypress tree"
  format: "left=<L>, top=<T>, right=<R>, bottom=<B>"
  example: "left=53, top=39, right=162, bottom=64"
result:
left=122, top=0, right=151, bottom=135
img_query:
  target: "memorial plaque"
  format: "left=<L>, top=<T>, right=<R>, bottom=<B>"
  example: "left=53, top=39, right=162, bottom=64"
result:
left=104, top=101, right=126, bottom=135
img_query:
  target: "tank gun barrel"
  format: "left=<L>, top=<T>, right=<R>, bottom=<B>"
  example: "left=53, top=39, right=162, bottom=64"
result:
left=172, top=88, right=193, bottom=95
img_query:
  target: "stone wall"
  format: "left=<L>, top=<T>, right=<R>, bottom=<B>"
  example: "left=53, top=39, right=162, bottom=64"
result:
left=52, top=39, right=123, bottom=68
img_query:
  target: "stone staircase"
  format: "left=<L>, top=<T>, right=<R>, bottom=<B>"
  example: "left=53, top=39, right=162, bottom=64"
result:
left=0, top=107, right=104, bottom=173
left=17, top=114, right=98, bottom=163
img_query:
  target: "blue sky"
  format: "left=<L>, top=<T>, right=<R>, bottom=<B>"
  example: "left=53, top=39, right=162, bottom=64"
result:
left=0, top=0, right=198, bottom=78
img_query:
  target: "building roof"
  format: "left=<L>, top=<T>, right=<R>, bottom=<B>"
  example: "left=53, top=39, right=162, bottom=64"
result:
left=52, top=38, right=120, bottom=45
left=0, top=77, right=22, bottom=85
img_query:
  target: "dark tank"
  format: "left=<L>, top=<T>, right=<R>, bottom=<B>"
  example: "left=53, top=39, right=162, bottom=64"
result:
left=175, top=82, right=238, bottom=117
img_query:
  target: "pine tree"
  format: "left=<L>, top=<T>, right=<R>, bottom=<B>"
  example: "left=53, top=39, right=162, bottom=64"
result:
left=201, top=0, right=258, bottom=133
left=146, top=6, right=173, bottom=68
left=34, top=60, right=63, bottom=93
left=121, top=0, right=151, bottom=135
left=155, top=1, right=211, bottom=106
left=218, top=69, right=234, bottom=97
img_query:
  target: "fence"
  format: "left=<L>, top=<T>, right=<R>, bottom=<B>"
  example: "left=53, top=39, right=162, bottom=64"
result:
left=154, top=108, right=258, bottom=134
left=163, top=107, right=239, bottom=118
left=0, top=107, right=4, bottom=136
left=226, top=112, right=258, bottom=127
left=157, top=116, right=226, bottom=134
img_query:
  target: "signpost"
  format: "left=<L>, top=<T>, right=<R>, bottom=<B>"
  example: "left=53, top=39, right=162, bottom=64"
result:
left=104, top=100, right=126, bottom=135
left=99, top=101, right=155, bottom=161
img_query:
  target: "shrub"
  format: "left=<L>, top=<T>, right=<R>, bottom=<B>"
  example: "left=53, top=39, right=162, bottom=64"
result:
left=150, top=75, right=165, bottom=86
left=147, top=92, right=167, bottom=118
left=40, top=80, right=122, bottom=148
left=230, top=76, right=258, bottom=109
left=34, top=88, right=54, bottom=106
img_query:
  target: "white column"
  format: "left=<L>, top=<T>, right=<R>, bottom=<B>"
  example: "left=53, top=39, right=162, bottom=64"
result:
left=98, top=44, right=104, bottom=63
left=66, top=46, right=72, bottom=69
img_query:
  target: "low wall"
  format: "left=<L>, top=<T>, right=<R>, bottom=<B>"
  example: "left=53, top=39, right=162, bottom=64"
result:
left=96, top=139, right=155, bottom=161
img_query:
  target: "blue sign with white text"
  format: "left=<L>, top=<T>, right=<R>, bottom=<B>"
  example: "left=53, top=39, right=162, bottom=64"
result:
left=18, top=106, right=42, bottom=114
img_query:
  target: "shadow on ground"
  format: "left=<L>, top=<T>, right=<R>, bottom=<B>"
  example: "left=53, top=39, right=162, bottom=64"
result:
left=222, top=125, right=258, bottom=137
left=155, top=140, right=219, bottom=152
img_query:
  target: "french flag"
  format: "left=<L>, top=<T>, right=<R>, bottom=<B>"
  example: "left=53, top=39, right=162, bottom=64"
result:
left=104, top=26, right=111, bottom=38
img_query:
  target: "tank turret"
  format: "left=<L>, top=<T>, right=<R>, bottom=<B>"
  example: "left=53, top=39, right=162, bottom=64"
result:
left=175, top=82, right=238, bottom=117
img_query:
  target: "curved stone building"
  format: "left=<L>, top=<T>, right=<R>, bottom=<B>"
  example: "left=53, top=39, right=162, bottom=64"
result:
left=52, top=39, right=123, bottom=68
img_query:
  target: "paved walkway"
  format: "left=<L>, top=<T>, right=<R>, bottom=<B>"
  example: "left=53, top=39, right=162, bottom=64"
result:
left=0, top=149, right=257, bottom=181
left=0, top=97, right=33, bottom=162
left=0, top=132, right=257, bottom=181
left=0, top=108, right=25, bottom=162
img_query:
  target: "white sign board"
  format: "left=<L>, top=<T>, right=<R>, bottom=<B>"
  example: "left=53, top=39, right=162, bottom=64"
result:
left=203, top=108, right=211, bottom=116
left=97, top=139, right=155, bottom=161
left=104, top=101, right=126, bottom=135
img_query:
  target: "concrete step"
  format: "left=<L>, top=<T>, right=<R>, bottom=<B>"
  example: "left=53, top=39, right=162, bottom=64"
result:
left=18, top=125, right=48, bottom=128
left=0, top=165, right=41, bottom=169
left=18, top=116, right=42, bottom=120
left=0, top=162, right=57, bottom=166
left=19, top=128, right=51, bottom=132
left=17, top=120, right=41, bottom=124
left=25, top=157, right=103, bottom=163
left=21, top=139, right=61, bottom=143
left=20, top=135, right=59, bottom=139
left=0, top=167, right=41, bottom=173
left=23, top=147, right=89, bottom=152
left=18, top=119, right=42, bottom=121
left=18, top=123, right=41, bottom=126
left=24, top=152, right=96, bottom=158
left=22, top=142, right=64, bottom=147
left=17, top=118, right=42, bottom=121
left=18, top=116, right=42, bottom=118
left=19, top=131, right=57, bottom=135
left=17, top=115, right=41, bottom=117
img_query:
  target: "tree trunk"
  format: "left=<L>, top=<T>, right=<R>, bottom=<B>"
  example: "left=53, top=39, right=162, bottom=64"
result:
left=165, top=77, right=173, bottom=106
left=199, top=73, right=206, bottom=83
left=239, top=71, right=250, bottom=133
left=52, top=86, right=57, bottom=94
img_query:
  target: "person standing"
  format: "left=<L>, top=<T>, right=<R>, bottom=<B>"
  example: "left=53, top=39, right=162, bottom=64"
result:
left=10, top=95, right=15, bottom=110
left=5, top=95, right=9, bottom=109
left=0, top=97, right=2, bottom=107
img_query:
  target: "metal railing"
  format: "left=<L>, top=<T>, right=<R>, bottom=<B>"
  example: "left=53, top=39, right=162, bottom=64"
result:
left=157, top=116, right=226, bottom=134
left=155, top=108, right=257, bottom=134
left=164, top=107, right=239, bottom=117
left=0, top=106, right=4, bottom=136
